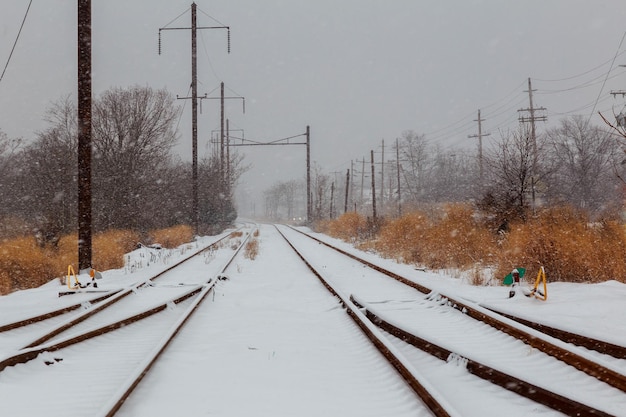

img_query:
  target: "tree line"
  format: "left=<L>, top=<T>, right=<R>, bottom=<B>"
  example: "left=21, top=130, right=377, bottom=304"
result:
left=265, top=115, right=626, bottom=226
left=0, top=85, right=243, bottom=244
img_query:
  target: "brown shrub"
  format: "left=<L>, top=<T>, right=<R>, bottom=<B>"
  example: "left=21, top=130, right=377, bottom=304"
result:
left=93, top=230, right=140, bottom=271
left=374, top=211, right=430, bottom=263
left=374, top=204, right=497, bottom=270
left=420, top=204, right=497, bottom=269
left=149, top=225, right=193, bottom=249
left=323, top=212, right=369, bottom=242
left=495, top=206, right=626, bottom=283
left=0, top=237, right=56, bottom=294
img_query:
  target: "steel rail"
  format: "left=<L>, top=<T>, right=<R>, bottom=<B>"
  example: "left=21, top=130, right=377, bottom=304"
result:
left=0, top=228, right=238, bottom=335
left=286, top=225, right=626, bottom=393
left=0, top=227, right=248, bottom=372
left=275, top=225, right=460, bottom=417
left=99, top=226, right=255, bottom=417
left=483, top=306, right=626, bottom=359
left=351, top=295, right=613, bottom=417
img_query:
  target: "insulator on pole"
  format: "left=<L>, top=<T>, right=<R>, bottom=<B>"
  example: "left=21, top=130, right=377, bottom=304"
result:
left=242, top=98, right=246, bottom=114
left=158, top=30, right=162, bottom=55
left=227, top=28, right=231, bottom=54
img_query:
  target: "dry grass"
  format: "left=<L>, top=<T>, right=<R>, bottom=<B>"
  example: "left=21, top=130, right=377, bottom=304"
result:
left=0, top=237, right=56, bottom=293
left=0, top=225, right=193, bottom=295
left=318, top=212, right=372, bottom=242
left=93, top=230, right=141, bottom=270
left=321, top=203, right=625, bottom=284
left=244, top=238, right=259, bottom=260
left=149, top=225, right=193, bottom=249
left=372, top=204, right=497, bottom=270
left=495, top=206, right=626, bottom=283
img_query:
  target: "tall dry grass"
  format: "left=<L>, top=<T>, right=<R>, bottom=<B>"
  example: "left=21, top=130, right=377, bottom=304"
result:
left=320, top=203, right=626, bottom=284
left=0, top=226, right=193, bottom=295
left=495, top=207, right=626, bottom=283
left=371, top=204, right=497, bottom=269
left=149, top=225, right=193, bottom=249
left=0, top=237, right=56, bottom=293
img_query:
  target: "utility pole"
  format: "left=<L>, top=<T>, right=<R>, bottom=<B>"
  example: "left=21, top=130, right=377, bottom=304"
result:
left=158, top=2, right=229, bottom=234
left=350, top=160, right=355, bottom=212
left=518, top=77, right=547, bottom=210
left=77, top=0, right=92, bottom=272
left=396, top=137, right=401, bottom=217
left=205, top=83, right=244, bottom=189
left=344, top=168, right=350, bottom=214
left=226, top=118, right=230, bottom=189
left=370, top=150, right=377, bottom=220
left=360, top=158, right=365, bottom=204
left=329, top=182, right=335, bottom=219
left=468, top=109, right=490, bottom=186
left=380, top=139, right=385, bottom=209
left=306, top=125, right=311, bottom=223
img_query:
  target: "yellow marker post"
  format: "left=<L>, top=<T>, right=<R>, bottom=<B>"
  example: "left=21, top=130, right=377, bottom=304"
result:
left=66, top=265, right=81, bottom=290
left=530, top=266, right=548, bottom=301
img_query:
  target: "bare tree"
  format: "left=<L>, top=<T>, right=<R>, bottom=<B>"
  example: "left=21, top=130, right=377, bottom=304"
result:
left=481, top=126, right=547, bottom=221
left=311, top=163, right=330, bottom=220
left=0, top=129, right=25, bottom=235
left=263, top=180, right=303, bottom=221
left=398, top=130, right=429, bottom=203
left=91, top=85, right=180, bottom=230
left=544, top=116, right=621, bottom=213
left=599, top=110, right=626, bottom=184
left=13, top=98, right=77, bottom=243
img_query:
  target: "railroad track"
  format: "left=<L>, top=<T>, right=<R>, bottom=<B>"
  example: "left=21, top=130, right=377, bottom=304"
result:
left=0, top=229, right=238, bottom=354
left=278, top=224, right=626, bottom=416
left=0, top=227, right=253, bottom=416
left=2, top=224, right=624, bottom=416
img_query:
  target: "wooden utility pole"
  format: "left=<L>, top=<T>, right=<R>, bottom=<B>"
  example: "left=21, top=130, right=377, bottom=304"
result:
left=191, top=3, right=198, bottom=232
left=360, top=158, right=365, bottom=203
left=226, top=118, right=230, bottom=190
left=306, top=125, right=311, bottom=222
left=329, top=182, right=335, bottom=219
left=396, top=138, right=401, bottom=217
left=519, top=77, right=547, bottom=209
left=77, top=0, right=92, bottom=272
left=380, top=139, right=385, bottom=208
left=370, top=150, right=377, bottom=220
left=158, top=2, right=229, bottom=233
left=344, top=168, right=350, bottom=214
left=468, top=109, right=490, bottom=185
left=220, top=81, right=225, bottom=183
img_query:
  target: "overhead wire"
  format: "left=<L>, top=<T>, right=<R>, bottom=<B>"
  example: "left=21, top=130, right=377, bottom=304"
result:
left=160, top=7, right=190, bottom=29
left=587, top=30, right=626, bottom=125
left=534, top=49, right=626, bottom=82
left=0, top=0, right=33, bottom=86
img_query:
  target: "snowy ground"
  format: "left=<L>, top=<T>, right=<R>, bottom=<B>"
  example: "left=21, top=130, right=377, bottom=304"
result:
left=0, top=223, right=625, bottom=416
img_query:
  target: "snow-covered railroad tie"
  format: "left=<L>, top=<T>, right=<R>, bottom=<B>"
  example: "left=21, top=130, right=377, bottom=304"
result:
left=0, top=227, right=254, bottom=417
left=278, top=224, right=626, bottom=417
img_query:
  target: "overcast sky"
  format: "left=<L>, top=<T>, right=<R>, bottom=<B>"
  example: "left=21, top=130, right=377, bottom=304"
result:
left=1, top=1, right=625, bottom=216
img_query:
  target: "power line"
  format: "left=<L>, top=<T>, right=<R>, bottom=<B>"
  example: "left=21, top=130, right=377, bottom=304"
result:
left=534, top=49, right=626, bottom=82
left=587, top=30, right=626, bottom=125
left=0, top=0, right=33, bottom=86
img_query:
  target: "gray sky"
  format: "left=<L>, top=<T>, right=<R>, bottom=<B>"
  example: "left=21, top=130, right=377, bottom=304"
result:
left=1, top=1, right=626, bottom=216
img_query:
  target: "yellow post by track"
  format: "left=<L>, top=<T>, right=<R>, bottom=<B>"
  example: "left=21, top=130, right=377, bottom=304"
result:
left=530, top=266, right=548, bottom=301
left=66, top=265, right=81, bottom=290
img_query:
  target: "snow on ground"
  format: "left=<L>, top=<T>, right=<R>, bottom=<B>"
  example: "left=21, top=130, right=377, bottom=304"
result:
left=303, top=227, right=626, bottom=348
left=0, top=223, right=625, bottom=416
